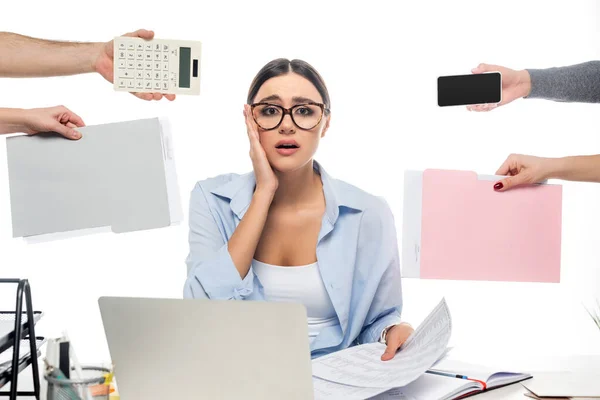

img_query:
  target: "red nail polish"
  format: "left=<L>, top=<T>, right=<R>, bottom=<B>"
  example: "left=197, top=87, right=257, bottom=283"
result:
left=494, top=182, right=503, bottom=190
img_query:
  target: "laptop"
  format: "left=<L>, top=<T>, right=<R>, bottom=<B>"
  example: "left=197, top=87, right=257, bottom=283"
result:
left=98, top=297, right=314, bottom=400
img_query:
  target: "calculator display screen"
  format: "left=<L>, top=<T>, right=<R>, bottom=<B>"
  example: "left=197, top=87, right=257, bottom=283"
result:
left=179, top=47, right=191, bottom=88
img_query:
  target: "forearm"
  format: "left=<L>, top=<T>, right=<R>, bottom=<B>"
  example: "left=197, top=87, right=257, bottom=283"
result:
left=0, top=108, right=26, bottom=134
left=227, top=189, right=274, bottom=279
left=526, top=61, right=600, bottom=103
left=0, top=32, right=102, bottom=77
left=549, top=155, right=600, bottom=183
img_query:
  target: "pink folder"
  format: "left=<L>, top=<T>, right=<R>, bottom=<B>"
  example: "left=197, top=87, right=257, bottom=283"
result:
left=420, top=169, right=562, bottom=282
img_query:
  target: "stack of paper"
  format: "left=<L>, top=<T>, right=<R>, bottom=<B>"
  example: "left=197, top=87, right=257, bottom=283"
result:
left=312, top=298, right=452, bottom=399
left=0, top=338, right=46, bottom=379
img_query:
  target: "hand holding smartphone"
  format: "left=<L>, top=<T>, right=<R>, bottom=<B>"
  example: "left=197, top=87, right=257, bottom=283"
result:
left=437, top=72, right=502, bottom=107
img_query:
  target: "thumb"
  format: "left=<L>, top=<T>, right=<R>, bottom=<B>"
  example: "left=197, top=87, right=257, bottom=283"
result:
left=381, top=342, right=397, bottom=361
left=494, top=174, right=528, bottom=192
left=472, top=63, right=499, bottom=74
left=52, top=123, right=82, bottom=140
left=126, top=29, right=154, bottom=40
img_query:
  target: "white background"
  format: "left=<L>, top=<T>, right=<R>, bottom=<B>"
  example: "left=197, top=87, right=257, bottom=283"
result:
left=1, top=0, right=600, bottom=367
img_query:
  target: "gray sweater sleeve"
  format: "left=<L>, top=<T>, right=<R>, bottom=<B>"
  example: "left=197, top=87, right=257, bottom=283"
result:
left=526, top=61, right=600, bottom=103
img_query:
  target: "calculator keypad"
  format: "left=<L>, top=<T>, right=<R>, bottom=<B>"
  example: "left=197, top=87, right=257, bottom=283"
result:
left=116, top=40, right=170, bottom=92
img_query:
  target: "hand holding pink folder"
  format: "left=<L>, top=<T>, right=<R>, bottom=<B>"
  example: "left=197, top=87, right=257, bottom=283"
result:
left=418, top=169, right=562, bottom=282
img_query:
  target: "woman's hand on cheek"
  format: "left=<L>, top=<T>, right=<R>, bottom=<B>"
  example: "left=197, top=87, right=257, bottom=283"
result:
left=243, top=104, right=278, bottom=194
left=381, top=323, right=414, bottom=361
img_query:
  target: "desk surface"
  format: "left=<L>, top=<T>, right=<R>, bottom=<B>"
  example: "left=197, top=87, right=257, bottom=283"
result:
left=5, top=355, right=600, bottom=399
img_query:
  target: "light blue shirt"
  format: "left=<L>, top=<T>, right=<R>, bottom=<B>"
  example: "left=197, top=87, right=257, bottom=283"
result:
left=183, top=161, right=403, bottom=358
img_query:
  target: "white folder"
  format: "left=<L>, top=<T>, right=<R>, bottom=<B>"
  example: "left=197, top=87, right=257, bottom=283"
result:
left=6, top=117, right=183, bottom=242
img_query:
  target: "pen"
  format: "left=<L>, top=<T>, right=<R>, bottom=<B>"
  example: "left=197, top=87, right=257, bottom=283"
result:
left=44, top=358, right=82, bottom=400
left=427, top=370, right=489, bottom=390
left=427, top=370, right=468, bottom=379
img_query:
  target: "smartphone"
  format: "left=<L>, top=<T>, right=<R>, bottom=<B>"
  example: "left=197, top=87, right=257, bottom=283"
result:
left=437, top=72, right=502, bottom=107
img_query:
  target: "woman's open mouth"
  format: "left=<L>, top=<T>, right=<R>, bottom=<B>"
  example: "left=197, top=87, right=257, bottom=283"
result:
left=275, top=140, right=300, bottom=156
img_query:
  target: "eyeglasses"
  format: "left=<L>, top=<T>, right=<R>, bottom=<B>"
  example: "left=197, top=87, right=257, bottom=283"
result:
left=250, top=102, right=329, bottom=131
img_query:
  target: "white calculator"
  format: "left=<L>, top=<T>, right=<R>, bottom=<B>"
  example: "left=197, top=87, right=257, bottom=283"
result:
left=113, top=37, right=201, bottom=95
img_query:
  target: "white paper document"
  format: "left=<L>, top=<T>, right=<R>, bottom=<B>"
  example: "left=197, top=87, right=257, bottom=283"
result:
left=311, top=298, right=452, bottom=389
left=313, top=377, right=390, bottom=400
left=314, top=368, right=469, bottom=400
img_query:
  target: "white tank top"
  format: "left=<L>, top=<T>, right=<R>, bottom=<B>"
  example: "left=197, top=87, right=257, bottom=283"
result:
left=251, top=259, right=338, bottom=343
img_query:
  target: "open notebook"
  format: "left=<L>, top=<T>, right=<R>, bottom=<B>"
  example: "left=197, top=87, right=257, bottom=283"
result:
left=420, top=359, right=532, bottom=399
left=315, top=363, right=532, bottom=400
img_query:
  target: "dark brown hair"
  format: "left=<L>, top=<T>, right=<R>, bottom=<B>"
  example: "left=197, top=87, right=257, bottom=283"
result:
left=247, top=58, right=331, bottom=115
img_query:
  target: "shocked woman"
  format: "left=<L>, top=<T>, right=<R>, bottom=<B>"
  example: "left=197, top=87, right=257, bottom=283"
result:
left=183, top=58, right=413, bottom=360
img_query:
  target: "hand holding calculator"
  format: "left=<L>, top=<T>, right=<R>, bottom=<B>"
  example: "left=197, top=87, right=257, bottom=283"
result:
left=113, top=37, right=201, bottom=96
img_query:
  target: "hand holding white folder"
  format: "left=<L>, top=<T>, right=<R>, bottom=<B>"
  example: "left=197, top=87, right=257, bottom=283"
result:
left=6, top=117, right=183, bottom=242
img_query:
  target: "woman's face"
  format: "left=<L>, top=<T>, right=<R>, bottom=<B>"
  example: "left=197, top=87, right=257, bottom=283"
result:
left=251, top=72, right=330, bottom=173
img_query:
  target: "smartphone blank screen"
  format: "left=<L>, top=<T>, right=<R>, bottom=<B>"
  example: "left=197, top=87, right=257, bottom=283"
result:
left=437, top=72, right=501, bottom=106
